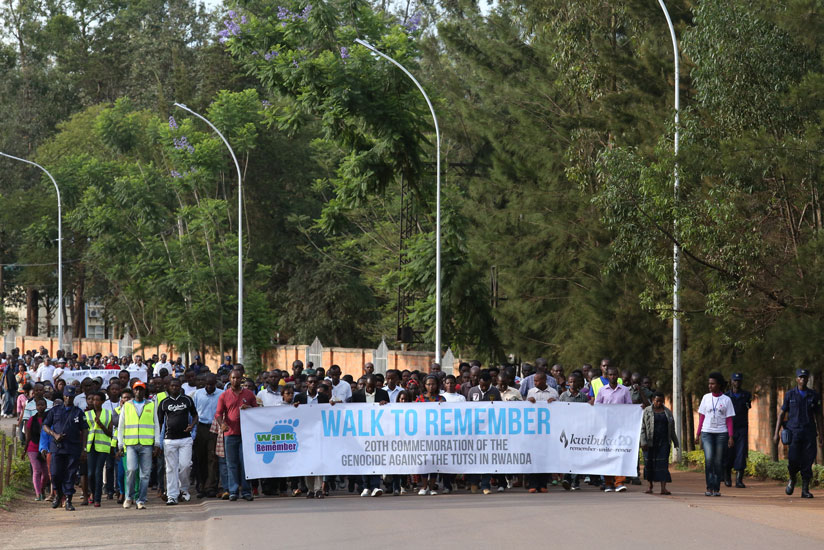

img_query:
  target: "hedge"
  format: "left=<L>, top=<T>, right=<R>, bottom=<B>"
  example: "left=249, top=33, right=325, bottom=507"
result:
left=682, top=449, right=824, bottom=486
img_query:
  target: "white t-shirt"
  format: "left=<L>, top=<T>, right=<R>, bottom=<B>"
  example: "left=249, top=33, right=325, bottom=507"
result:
left=442, top=392, right=466, bottom=403
left=330, top=380, right=352, bottom=403
left=35, top=365, right=56, bottom=385
left=181, top=383, right=198, bottom=397
left=697, top=393, right=735, bottom=433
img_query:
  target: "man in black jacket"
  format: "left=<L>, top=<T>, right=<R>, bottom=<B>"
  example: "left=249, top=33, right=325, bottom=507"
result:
left=351, top=374, right=390, bottom=404
left=294, top=374, right=330, bottom=405
left=350, top=374, right=389, bottom=497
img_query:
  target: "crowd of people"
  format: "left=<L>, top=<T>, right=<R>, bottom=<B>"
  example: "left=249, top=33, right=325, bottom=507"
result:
left=0, top=348, right=820, bottom=510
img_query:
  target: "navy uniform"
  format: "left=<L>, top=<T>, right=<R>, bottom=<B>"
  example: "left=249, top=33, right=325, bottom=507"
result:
left=43, top=386, right=88, bottom=510
left=779, top=369, right=821, bottom=498
left=724, top=373, right=751, bottom=488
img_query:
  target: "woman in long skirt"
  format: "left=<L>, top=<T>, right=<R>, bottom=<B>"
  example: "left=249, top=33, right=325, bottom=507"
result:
left=640, top=392, right=679, bottom=495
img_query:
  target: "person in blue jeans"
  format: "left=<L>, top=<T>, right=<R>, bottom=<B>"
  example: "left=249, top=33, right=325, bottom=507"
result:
left=215, top=369, right=257, bottom=501
left=696, top=372, right=735, bottom=497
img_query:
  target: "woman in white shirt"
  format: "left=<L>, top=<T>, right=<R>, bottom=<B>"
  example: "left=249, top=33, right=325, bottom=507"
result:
left=696, top=372, right=735, bottom=497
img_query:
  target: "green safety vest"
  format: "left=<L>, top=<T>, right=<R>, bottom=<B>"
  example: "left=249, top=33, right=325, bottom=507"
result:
left=122, top=401, right=156, bottom=447
left=85, top=409, right=112, bottom=452
left=155, top=391, right=167, bottom=405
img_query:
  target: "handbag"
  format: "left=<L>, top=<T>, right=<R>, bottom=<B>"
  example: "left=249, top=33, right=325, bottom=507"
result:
left=780, top=428, right=792, bottom=445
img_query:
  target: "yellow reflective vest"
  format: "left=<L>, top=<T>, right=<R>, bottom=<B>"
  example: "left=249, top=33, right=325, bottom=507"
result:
left=85, top=409, right=112, bottom=452
left=122, top=401, right=156, bottom=447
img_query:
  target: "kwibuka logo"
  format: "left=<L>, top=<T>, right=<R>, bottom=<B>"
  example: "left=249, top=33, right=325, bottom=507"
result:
left=560, top=430, right=569, bottom=448
left=254, top=419, right=300, bottom=463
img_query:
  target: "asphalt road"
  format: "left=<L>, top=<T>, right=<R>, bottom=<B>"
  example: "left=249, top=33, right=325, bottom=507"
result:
left=3, top=417, right=822, bottom=550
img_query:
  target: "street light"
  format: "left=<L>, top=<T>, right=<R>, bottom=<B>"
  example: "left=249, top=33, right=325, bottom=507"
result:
left=0, top=152, right=64, bottom=354
left=657, top=0, right=683, bottom=461
left=353, top=38, right=443, bottom=363
left=173, top=103, right=245, bottom=365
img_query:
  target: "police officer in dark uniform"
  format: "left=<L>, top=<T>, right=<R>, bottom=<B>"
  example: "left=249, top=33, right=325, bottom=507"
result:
left=724, top=372, right=751, bottom=488
left=774, top=369, right=822, bottom=498
left=43, top=385, right=88, bottom=510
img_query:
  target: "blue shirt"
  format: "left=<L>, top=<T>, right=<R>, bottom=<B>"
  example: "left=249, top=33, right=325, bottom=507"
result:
left=193, top=387, right=223, bottom=424
left=782, top=387, right=821, bottom=431
left=44, top=405, right=88, bottom=455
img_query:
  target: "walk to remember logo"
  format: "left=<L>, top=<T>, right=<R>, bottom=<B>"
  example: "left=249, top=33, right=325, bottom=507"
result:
left=254, top=419, right=300, bottom=464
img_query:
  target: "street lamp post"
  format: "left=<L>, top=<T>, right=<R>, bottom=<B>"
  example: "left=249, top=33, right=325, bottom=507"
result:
left=0, top=152, right=64, bottom=354
left=353, top=38, right=443, bottom=364
left=173, top=103, right=245, bottom=365
left=657, top=0, right=683, bottom=461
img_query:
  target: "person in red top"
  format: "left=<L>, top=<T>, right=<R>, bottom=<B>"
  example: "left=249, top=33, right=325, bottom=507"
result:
left=215, top=369, right=257, bottom=501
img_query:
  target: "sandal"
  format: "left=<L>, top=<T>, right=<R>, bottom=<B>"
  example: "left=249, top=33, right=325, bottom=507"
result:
left=660, top=489, right=671, bottom=495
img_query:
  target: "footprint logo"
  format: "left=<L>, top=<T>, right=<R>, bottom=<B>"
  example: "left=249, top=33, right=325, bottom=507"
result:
left=255, top=419, right=300, bottom=463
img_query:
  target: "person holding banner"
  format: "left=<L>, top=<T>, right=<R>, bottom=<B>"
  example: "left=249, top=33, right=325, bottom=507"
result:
left=216, top=369, right=258, bottom=502
left=594, top=365, right=633, bottom=493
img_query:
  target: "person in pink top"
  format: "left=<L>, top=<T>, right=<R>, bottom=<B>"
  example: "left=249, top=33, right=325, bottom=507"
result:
left=23, top=397, right=50, bottom=501
left=17, top=383, right=32, bottom=417
left=594, top=365, right=633, bottom=492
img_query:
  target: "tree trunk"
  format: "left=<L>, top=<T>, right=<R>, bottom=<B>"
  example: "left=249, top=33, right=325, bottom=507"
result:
left=769, top=376, right=779, bottom=461
left=72, top=266, right=86, bottom=338
left=25, top=287, right=39, bottom=336
left=685, top=391, right=695, bottom=450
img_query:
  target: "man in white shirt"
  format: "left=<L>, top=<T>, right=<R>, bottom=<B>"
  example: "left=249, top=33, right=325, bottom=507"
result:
left=328, top=365, right=352, bottom=403
left=526, top=372, right=559, bottom=403
left=180, top=370, right=198, bottom=396
left=382, top=369, right=403, bottom=403
left=35, top=359, right=56, bottom=386
left=128, top=355, right=149, bottom=371
left=257, top=375, right=283, bottom=407
left=155, top=354, right=173, bottom=375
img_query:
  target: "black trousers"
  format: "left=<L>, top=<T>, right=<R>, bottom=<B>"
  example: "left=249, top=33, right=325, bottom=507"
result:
left=193, top=425, right=219, bottom=493
left=51, top=453, right=80, bottom=497
left=788, top=428, right=817, bottom=481
left=724, top=426, right=748, bottom=471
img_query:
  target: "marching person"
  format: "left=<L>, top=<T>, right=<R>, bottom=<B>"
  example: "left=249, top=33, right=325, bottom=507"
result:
left=215, top=369, right=257, bottom=502
left=42, top=385, right=88, bottom=511
left=117, top=381, right=161, bottom=509
left=724, top=372, right=751, bottom=488
left=697, top=372, right=735, bottom=497
left=640, top=392, right=678, bottom=495
left=159, top=378, right=198, bottom=505
left=85, top=391, right=114, bottom=507
left=773, top=368, right=821, bottom=498
left=593, top=365, right=633, bottom=493
left=193, top=374, right=222, bottom=498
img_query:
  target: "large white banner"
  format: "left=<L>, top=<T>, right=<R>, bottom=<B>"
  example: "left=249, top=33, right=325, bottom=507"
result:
left=58, top=368, right=148, bottom=388
left=240, top=401, right=643, bottom=479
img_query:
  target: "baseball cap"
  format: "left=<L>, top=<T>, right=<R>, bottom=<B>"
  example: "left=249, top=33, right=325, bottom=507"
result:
left=796, top=369, right=810, bottom=377
left=64, top=385, right=77, bottom=397
left=132, top=381, right=147, bottom=390
left=731, top=373, right=743, bottom=381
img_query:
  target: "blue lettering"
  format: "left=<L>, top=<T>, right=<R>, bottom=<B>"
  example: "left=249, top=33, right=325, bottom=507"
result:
left=488, top=407, right=505, bottom=435
left=404, top=410, right=417, bottom=435
left=390, top=409, right=403, bottom=436
left=440, top=408, right=452, bottom=436
left=357, top=410, right=369, bottom=436
left=322, top=410, right=341, bottom=437
left=371, top=409, right=385, bottom=436
left=537, top=407, right=550, bottom=434
left=342, top=410, right=356, bottom=437
left=508, top=407, right=522, bottom=435
left=426, top=409, right=438, bottom=436
left=524, top=407, right=536, bottom=435
left=455, top=408, right=471, bottom=435
left=474, top=408, right=486, bottom=435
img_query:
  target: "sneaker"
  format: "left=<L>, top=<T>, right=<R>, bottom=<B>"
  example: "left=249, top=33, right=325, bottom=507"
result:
left=123, top=499, right=133, bottom=509
left=418, top=488, right=429, bottom=496
left=399, top=487, right=407, bottom=495
left=571, top=485, right=580, bottom=491
left=315, top=491, right=324, bottom=499
left=483, top=489, right=492, bottom=495
left=136, top=502, right=146, bottom=510
left=497, top=486, right=505, bottom=493
left=166, top=498, right=178, bottom=506
left=180, top=491, right=191, bottom=502
left=65, top=500, right=75, bottom=512
left=615, top=485, right=627, bottom=492
left=34, top=495, right=43, bottom=502
left=229, top=494, right=238, bottom=501
left=371, top=488, right=383, bottom=497
left=713, top=491, right=721, bottom=497
left=506, top=478, right=513, bottom=489
left=584, top=476, right=591, bottom=483
left=705, top=491, right=713, bottom=497
left=221, top=492, right=230, bottom=500
left=360, top=489, right=370, bottom=497
left=441, top=488, right=451, bottom=495
left=604, top=486, right=615, bottom=493
left=430, top=490, right=438, bottom=496
left=392, top=489, right=400, bottom=496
